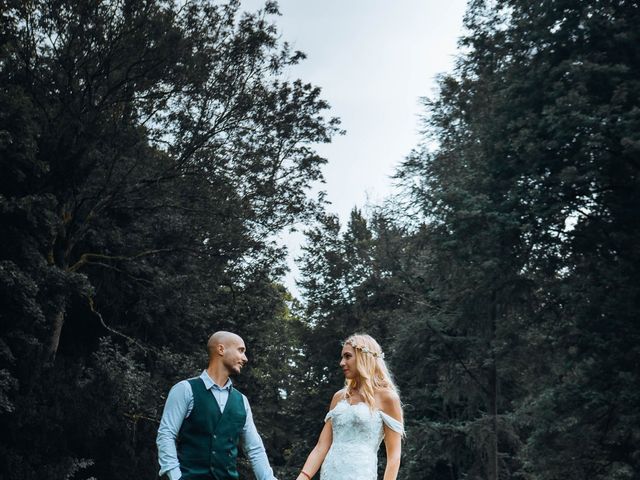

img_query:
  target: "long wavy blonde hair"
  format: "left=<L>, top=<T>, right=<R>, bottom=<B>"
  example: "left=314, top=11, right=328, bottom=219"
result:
left=343, top=333, right=398, bottom=410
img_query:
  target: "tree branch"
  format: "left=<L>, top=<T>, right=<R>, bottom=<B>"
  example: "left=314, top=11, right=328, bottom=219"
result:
left=87, top=296, right=149, bottom=354
left=68, top=248, right=177, bottom=272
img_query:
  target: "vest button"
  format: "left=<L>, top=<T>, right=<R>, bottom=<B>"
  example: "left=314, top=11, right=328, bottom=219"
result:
left=213, top=434, right=217, bottom=439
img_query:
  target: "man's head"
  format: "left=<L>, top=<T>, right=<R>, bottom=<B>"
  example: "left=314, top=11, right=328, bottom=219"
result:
left=207, top=331, right=248, bottom=376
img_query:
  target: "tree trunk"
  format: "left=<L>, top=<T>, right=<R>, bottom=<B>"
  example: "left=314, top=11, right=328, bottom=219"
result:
left=46, top=302, right=66, bottom=364
left=46, top=216, right=71, bottom=365
left=487, top=292, right=499, bottom=480
left=488, top=360, right=499, bottom=480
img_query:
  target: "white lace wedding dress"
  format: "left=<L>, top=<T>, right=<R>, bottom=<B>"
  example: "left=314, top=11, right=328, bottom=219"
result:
left=320, top=399, right=404, bottom=480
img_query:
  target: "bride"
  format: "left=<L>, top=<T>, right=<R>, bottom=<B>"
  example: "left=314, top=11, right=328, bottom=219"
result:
left=295, top=334, right=404, bottom=480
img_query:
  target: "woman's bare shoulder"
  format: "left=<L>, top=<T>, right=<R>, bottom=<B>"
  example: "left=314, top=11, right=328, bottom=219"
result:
left=330, top=388, right=347, bottom=409
left=376, top=388, right=401, bottom=413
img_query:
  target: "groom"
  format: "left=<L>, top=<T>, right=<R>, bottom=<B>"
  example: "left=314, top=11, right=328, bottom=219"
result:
left=157, top=331, right=277, bottom=480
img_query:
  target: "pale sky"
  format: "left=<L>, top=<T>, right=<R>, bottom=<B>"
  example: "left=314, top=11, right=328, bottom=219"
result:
left=240, top=0, right=468, bottom=295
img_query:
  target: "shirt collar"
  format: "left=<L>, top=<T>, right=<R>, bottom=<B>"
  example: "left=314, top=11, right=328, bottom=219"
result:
left=200, top=370, right=232, bottom=391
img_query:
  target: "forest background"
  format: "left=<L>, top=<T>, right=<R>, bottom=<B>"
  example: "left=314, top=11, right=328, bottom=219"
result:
left=1, top=1, right=638, bottom=479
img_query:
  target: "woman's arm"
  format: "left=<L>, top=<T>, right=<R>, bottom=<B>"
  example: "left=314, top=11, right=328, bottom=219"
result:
left=380, top=390, right=403, bottom=480
left=295, top=390, right=343, bottom=480
left=294, top=420, right=332, bottom=480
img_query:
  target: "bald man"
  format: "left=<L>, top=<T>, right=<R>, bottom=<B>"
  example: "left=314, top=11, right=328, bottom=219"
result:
left=157, top=332, right=277, bottom=480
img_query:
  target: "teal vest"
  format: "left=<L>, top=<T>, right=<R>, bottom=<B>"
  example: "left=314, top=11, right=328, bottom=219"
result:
left=177, top=378, right=247, bottom=480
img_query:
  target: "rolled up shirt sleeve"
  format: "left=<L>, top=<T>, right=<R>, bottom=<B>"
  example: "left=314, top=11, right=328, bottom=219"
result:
left=156, top=381, right=193, bottom=480
left=241, top=396, right=277, bottom=480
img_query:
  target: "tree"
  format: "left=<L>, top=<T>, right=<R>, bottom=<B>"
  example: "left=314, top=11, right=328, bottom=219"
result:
left=392, top=0, right=640, bottom=478
left=294, top=209, right=412, bottom=476
left=0, top=1, right=339, bottom=478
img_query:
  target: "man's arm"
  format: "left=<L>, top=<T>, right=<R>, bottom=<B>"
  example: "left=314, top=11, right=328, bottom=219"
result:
left=156, top=381, right=193, bottom=480
left=241, top=396, right=277, bottom=480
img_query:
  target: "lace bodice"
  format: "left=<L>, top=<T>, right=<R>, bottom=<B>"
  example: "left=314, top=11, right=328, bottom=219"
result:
left=320, top=399, right=404, bottom=480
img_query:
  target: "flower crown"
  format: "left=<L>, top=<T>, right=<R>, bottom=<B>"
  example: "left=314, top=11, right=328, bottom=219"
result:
left=345, top=338, right=385, bottom=359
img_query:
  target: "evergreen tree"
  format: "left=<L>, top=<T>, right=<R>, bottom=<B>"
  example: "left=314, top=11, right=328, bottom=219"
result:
left=295, top=209, right=411, bottom=475
left=392, top=0, right=640, bottom=478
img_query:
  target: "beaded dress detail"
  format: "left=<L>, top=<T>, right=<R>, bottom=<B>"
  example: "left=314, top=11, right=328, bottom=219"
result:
left=319, top=399, right=404, bottom=480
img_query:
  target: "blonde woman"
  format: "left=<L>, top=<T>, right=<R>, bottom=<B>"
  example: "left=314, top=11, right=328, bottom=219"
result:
left=296, top=334, right=404, bottom=480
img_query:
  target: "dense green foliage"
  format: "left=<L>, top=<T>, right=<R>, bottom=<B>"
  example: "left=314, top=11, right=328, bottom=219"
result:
left=0, top=1, right=337, bottom=478
left=392, top=1, right=640, bottom=478
left=1, top=0, right=638, bottom=479
left=294, top=1, right=639, bottom=479
left=295, top=1, right=640, bottom=479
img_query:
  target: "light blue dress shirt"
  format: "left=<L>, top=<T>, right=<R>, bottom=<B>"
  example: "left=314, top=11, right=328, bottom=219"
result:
left=156, top=371, right=277, bottom=480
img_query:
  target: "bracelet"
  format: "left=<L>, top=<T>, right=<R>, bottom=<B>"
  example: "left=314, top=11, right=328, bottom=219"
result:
left=300, top=471, right=312, bottom=480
